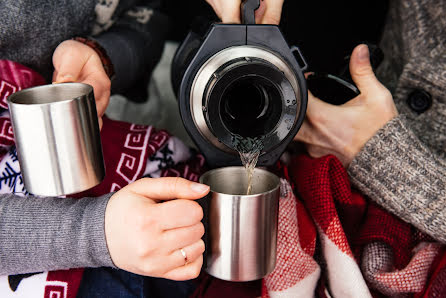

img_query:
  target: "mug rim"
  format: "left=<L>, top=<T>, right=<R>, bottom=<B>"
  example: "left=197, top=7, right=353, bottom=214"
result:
left=7, top=82, right=93, bottom=106
left=199, top=166, right=280, bottom=197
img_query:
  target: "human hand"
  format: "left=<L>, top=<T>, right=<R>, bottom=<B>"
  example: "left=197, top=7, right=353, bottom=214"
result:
left=52, top=40, right=111, bottom=129
left=104, top=177, right=210, bottom=280
left=205, top=0, right=283, bottom=24
left=294, top=44, right=398, bottom=167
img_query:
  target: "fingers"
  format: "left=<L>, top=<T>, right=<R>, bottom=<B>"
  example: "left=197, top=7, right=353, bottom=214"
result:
left=125, top=177, right=210, bottom=200
left=164, top=249, right=204, bottom=281
left=349, top=44, right=380, bottom=95
left=82, top=71, right=111, bottom=117
left=257, top=0, right=283, bottom=24
left=52, top=40, right=111, bottom=118
left=221, top=1, right=241, bottom=23
left=155, top=199, right=203, bottom=230
left=304, top=72, right=314, bottom=79
left=170, top=239, right=205, bottom=268
left=207, top=0, right=241, bottom=23
left=162, top=222, right=205, bottom=250
left=207, top=0, right=283, bottom=25
left=148, top=239, right=205, bottom=277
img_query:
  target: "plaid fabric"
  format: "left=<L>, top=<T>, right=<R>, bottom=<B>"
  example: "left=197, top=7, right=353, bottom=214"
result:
left=262, top=154, right=446, bottom=297
left=187, top=155, right=446, bottom=298
left=262, top=179, right=321, bottom=297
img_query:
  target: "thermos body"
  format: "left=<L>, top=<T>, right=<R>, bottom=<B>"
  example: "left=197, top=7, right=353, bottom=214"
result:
left=172, top=22, right=308, bottom=168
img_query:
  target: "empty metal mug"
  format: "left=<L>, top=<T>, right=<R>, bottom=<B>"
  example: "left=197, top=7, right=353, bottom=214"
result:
left=199, top=166, right=280, bottom=281
left=7, top=83, right=105, bottom=196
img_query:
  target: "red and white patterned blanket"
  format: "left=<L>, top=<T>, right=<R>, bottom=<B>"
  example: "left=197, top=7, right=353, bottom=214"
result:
left=263, top=154, right=446, bottom=297
left=193, top=155, right=446, bottom=298
left=2, top=60, right=446, bottom=298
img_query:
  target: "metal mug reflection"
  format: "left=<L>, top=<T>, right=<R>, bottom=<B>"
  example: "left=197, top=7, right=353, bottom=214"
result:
left=7, top=83, right=105, bottom=196
left=199, top=166, right=280, bottom=281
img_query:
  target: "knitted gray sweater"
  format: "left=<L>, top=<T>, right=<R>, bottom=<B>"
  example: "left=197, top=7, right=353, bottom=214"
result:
left=0, top=193, right=114, bottom=275
left=348, top=0, right=446, bottom=243
left=0, top=0, right=168, bottom=101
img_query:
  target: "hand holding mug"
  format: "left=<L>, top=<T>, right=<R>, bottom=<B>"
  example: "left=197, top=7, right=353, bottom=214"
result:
left=105, top=177, right=209, bottom=280
left=52, top=40, right=111, bottom=129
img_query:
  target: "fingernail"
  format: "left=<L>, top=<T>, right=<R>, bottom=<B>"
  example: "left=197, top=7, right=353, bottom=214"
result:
left=357, top=44, right=369, bottom=61
left=190, top=182, right=210, bottom=193
left=56, top=74, right=74, bottom=83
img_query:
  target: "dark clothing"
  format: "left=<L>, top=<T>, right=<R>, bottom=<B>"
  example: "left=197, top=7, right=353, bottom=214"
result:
left=77, top=267, right=196, bottom=298
left=0, top=0, right=169, bottom=101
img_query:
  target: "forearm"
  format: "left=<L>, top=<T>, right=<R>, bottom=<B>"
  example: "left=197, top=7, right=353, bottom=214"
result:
left=0, top=193, right=115, bottom=275
left=348, top=115, right=446, bottom=243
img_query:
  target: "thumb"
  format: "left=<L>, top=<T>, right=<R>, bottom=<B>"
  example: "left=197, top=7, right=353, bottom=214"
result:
left=52, top=41, right=87, bottom=83
left=125, top=177, right=210, bottom=201
left=349, top=44, right=380, bottom=94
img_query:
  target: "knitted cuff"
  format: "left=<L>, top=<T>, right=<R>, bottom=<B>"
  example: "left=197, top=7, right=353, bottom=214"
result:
left=72, top=37, right=115, bottom=80
left=347, top=115, right=446, bottom=242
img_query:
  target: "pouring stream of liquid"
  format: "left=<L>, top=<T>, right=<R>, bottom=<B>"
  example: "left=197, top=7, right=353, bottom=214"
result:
left=231, top=134, right=265, bottom=195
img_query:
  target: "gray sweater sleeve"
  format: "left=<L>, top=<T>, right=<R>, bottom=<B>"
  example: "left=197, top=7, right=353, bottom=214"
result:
left=0, top=193, right=115, bottom=275
left=348, top=115, right=446, bottom=243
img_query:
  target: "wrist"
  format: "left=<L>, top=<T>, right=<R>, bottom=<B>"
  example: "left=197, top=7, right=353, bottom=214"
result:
left=72, top=37, right=115, bottom=80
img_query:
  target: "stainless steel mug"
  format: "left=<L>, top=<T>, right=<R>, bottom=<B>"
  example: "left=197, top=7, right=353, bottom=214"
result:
left=199, top=166, right=280, bottom=281
left=7, top=83, right=105, bottom=196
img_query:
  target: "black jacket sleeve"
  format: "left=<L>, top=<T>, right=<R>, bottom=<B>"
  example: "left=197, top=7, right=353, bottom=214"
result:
left=93, top=0, right=169, bottom=102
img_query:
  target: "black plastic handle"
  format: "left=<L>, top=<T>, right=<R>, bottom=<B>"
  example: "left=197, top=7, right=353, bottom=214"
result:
left=291, top=46, right=308, bottom=71
left=241, top=0, right=260, bottom=24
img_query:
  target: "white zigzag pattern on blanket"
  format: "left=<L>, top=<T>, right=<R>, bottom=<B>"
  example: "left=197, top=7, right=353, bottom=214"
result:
left=268, top=269, right=321, bottom=298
